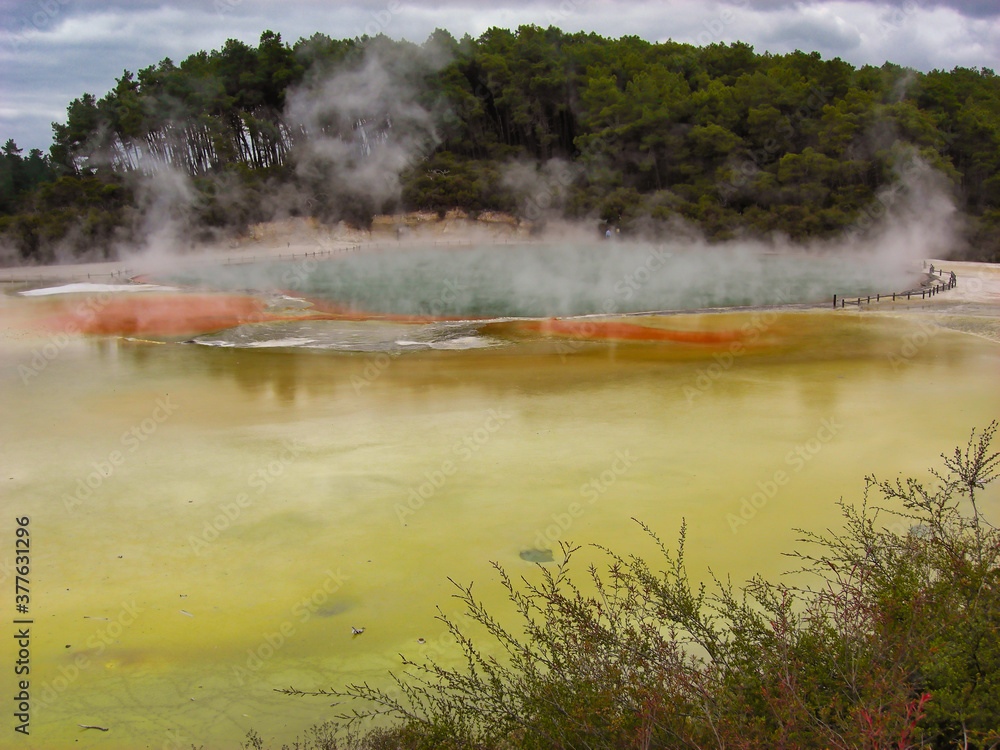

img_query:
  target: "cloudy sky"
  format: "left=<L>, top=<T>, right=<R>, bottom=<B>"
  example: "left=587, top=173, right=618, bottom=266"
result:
left=1, top=0, right=998, bottom=153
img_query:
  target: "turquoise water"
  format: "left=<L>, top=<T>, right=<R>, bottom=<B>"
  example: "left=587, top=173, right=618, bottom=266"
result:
left=160, top=243, right=916, bottom=317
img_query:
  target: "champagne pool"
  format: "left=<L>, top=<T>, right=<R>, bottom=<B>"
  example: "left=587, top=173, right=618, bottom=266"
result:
left=0, top=248, right=998, bottom=750
left=153, top=241, right=916, bottom=318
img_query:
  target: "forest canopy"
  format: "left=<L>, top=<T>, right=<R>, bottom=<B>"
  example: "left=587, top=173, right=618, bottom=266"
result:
left=1, top=26, right=999, bottom=262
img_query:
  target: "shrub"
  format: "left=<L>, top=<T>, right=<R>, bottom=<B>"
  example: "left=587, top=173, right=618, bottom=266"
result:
left=280, top=422, right=999, bottom=749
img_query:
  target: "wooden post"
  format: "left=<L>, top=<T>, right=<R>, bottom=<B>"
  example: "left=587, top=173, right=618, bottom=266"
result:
left=833, top=294, right=837, bottom=308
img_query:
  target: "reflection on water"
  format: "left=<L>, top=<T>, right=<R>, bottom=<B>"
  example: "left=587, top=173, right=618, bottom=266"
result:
left=0, top=295, right=998, bottom=750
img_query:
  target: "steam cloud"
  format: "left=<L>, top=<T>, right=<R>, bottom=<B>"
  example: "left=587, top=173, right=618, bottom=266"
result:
left=140, top=145, right=958, bottom=319
left=160, top=153, right=954, bottom=320
left=284, top=49, right=445, bottom=216
left=34, top=36, right=960, bottom=310
left=115, top=43, right=448, bottom=267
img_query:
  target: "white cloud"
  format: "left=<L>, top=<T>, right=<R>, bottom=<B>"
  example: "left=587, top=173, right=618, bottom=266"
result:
left=1, top=0, right=997, bottom=153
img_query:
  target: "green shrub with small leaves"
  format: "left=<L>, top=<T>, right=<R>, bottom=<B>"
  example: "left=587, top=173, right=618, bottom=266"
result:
left=275, top=424, right=998, bottom=750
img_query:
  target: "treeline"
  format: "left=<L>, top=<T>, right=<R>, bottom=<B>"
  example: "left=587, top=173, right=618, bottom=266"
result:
left=0, top=139, right=57, bottom=214
left=2, top=27, right=1000, bottom=261
left=0, top=139, right=129, bottom=261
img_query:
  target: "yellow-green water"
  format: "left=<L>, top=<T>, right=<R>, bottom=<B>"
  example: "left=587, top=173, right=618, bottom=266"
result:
left=1, top=297, right=999, bottom=749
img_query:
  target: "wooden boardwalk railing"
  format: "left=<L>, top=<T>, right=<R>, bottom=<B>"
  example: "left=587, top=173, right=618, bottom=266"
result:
left=833, top=267, right=957, bottom=308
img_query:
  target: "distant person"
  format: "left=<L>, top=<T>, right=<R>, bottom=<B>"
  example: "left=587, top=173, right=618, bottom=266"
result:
left=605, top=228, right=612, bottom=240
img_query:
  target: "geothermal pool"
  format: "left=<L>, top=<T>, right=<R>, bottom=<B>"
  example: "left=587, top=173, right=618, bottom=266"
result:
left=1, top=249, right=998, bottom=750
left=157, top=241, right=915, bottom=318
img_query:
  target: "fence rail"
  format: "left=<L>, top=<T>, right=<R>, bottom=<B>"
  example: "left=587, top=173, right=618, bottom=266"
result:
left=833, top=267, right=957, bottom=308
left=219, top=245, right=363, bottom=267
left=209, top=238, right=508, bottom=267
left=84, top=268, right=134, bottom=280
left=0, top=267, right=137, bottom=285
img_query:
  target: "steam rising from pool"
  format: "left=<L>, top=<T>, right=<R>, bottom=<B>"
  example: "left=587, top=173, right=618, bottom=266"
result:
left=160, top=241, right=919, bottom=319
